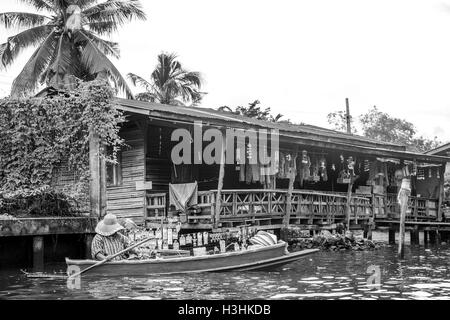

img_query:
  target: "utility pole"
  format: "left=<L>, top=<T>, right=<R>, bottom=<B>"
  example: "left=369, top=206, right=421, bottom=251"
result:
left=345, top=98, right=351, bottom=134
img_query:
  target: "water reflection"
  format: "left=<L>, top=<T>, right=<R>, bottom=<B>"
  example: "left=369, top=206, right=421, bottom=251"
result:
left=0, top=244, right=449, bottom=300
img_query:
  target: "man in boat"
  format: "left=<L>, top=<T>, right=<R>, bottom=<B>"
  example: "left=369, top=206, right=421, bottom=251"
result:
left=91, top=213, right=138, bottom=261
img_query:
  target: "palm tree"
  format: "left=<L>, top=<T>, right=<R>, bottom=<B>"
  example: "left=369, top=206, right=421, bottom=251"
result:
left=127, top=52, right=204, bottom=106
left=0, top=0, right=146, bottom=98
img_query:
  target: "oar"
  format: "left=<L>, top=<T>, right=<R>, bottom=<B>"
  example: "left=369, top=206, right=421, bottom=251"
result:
left=68, top=236, right=155, bottom=279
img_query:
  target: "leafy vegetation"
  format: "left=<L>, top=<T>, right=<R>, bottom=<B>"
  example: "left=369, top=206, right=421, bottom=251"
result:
left=218, top=100, right=284, bottom=122
left=128, top=52, right=204, bottom=106
left=0, top=0, right=146, bottom=98
left=0, top=80, right=124, bottom=216
left=326, top=110, right=357, bottom=134
left=327, top=106, right=443, bottom=152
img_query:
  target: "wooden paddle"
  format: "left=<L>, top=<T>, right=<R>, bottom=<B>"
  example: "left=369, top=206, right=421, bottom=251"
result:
left=68, top=236, right=155, bottom=279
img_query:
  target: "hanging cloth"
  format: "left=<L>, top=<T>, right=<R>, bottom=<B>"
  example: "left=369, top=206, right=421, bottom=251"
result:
left=298, top=151, right=311, bottom=186
left=319, top=157, right=328, bottom=182
left=245, top=163, right=252, bottom=184
left=251, top=164, right=260, bottom=183
left=169, top=182, right=198, bottom=212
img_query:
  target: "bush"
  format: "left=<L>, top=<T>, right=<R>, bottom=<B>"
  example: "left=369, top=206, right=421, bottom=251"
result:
left=0, top=187, right=84, bottom=217
left=0, top=80, right=124, bottom=216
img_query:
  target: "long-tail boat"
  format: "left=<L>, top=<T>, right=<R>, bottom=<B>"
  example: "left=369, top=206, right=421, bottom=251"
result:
left=65, top=241, right=318, bottom=277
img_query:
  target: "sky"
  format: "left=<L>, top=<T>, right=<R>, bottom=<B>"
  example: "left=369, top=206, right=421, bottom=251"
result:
left=1, top=0, right=450, bottom=142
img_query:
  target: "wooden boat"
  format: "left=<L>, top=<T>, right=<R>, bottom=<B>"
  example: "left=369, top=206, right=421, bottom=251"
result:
left=65, top=242, right=318, bottom=276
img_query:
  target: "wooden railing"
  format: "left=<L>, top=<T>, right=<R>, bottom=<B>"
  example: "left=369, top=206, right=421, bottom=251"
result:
left=197, top=189, right=372, bottom=226
left=145, top=189, right=438, bottom=227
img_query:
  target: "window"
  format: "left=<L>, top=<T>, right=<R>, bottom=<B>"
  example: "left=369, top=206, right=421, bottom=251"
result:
left=107, top=149, right=122, bottom=186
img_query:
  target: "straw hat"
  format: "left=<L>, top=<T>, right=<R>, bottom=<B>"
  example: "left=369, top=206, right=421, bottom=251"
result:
left=95, top=213, right=124, bottom=236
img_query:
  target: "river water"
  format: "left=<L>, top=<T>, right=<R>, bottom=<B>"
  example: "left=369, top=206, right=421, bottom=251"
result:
left=0, top=232, right=449, bottom=300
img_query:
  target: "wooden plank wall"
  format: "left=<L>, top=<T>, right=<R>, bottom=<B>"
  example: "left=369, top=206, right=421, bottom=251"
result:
left=106, top=128, right=146, bottom=223
left=145, top=125, right=172, bottom=192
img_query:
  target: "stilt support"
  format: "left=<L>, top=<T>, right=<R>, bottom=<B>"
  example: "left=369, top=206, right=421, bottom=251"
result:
left=33, top=236, right=44, bottom=271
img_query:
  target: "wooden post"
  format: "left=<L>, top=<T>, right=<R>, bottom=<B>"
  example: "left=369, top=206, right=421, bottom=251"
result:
left=345, top=98, right=351, bottom=134
left=32, top=236, right=44, bottom=271
left=283, top=151, right=298, bottom=229
left=437, top=165, right=445, bottom=222
left=214, top=130, right=226, bottom=229
left=410, top=225, right=419, bottom=245
left=346, top=172, right=354, bottom=231
left=100, top=150, right=107, bottom=217
left=89, top=130, right=101, bottom=217
left=139, top=120, right=149, bottom=219
left=366, top=223, right=373, bottom=240
left=423, top=230, right=428, bottom=245
left=284, top=167, right=295, bottom=228
left=429, top=230, right=436, bottom=244
left=388, top=227, right=396, bottom=244
left=398, top=178, right=411, bottom=258
left=85, top=234, right=94, bottom=259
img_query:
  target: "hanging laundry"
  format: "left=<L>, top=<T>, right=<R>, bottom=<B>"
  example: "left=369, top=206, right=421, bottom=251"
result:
left=169, top=182, right=198, bottom=212
left=284, top=153, right=292, bottom=178
left=239, top=163, right=246, bottom=182
left=347, top=156, right=355, bottom=174
left=278, top=151, right=286, bottom=178
left=382, top=162, right=389, bottom=186
left=364, top=160, right=370, bottom=172
left=411, top=162, right=418, bottom=176
left=310, top=157, right=320, bottom=182
left=298, top=150, right=311, bottom=186
left=417, top=167, right=425, bottom=180
left=179, top=235, right=185, bottom=246
left=251, top=164, right=260, bottom=183
left=245, top=163, right=252, bottom=184
left=402, top=165, right=410, bottom=178
left=274, top=150, right=280, bottom=176
left=319, top=157, right=328, bottom=181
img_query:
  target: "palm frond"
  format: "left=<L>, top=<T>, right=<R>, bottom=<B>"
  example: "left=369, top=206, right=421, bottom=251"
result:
left=18, top=0, right=54, bottom=12
left=79, top=31, right=120, bottom=59
left=179, top=71, right=202, bottom=88
left=48, top=34, right=74, bottom=83
left=0, top=25, right=53, bottom=69
left=71, top=0, right=99, bottom=10
left=0, top=12, right=50, bottom=29
left=84, top=21, right=118, bottom=36
left=11, top=31, right=58, bottom=97
left=77, top=31, right=133, bottom=99
left=83, top=0, right=147, bottom=26
left=127, top=73, right=151, bottom=90
left=135, top=91, right=157, bottom=102
left=145, top=52, right=205, bottom=106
